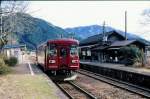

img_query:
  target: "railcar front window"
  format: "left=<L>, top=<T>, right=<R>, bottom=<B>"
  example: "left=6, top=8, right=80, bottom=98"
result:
left=48, top=44, right=57, bottom=56
left=70, top=45, right=78, bottom=56
left=60, top=48, right=67, bottom=57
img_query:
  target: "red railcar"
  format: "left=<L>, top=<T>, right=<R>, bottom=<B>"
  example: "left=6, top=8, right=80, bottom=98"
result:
left=37, top=39, right=79, bottom=75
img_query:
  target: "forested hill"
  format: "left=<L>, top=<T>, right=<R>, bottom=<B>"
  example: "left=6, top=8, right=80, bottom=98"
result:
left=4, top=13, right=78, bottom=50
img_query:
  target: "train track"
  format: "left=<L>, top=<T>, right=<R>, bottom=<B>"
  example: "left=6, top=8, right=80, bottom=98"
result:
left=55, top=81, right=97, bottom=99
left=77, top=69, right=150, bottom=98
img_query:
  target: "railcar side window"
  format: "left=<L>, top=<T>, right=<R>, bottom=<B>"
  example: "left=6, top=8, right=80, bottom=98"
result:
left=70, top=45, right=78, bottom=56
left=48, top=44, right=57, bottom=56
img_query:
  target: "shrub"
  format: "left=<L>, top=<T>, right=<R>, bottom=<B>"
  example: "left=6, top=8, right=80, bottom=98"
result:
left=5, top=57, right=18, bottom=67
left=0, top=58, right=10, bottom=74
left=119, top=45, right=144, bottom=66
left=0, top=54, right=8, bottom=61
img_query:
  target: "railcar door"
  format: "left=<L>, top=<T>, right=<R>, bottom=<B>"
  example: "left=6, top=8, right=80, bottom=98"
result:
left=59, top=46, right=69, bottom=69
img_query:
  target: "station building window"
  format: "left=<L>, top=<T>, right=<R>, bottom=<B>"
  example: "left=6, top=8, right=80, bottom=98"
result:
left=87, top=50, right=91, bottom=56
left=82, top=51, right=86, bottom=56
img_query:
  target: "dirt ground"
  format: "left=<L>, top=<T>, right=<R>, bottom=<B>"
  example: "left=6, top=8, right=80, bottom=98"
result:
left=0, top=55, right=68, bottom=99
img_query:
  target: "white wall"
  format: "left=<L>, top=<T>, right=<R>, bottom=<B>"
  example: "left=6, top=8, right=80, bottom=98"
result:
left=4, top=48, right=23, bottom=64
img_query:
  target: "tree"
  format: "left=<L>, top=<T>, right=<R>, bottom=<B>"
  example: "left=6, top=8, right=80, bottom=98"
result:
left=0, top=1, right=29, bottom=50
left=141, top=9, right=150, bottom=25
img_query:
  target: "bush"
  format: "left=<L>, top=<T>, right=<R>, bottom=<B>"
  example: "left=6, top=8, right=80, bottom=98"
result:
left=5, top=57, right=18, bottom=67
left=0, top=54, right=7, bottom=61
left=0, top=58, right=10, bottom=74
left=119, top=45, right=144, bottom=66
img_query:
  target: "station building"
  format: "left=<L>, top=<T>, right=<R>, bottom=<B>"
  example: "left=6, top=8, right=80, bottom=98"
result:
left=2, top=44, right=26, bottom=64
left=79, top=30, right=150, bottom=64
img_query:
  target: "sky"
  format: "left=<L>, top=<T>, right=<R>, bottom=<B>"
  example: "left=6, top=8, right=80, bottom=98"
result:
left=27, top=1, right=150, bottom=41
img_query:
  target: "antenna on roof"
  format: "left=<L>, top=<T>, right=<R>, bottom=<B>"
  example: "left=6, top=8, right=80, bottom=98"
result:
left=103, top=21, right=105, bottom=37
left=60, top=33, right=63, bottom=38
left=72, top=32, right=75, bottom=39
left=70, top=32, right=75, bottom=39
left=125, top=11, right=127, bottom=40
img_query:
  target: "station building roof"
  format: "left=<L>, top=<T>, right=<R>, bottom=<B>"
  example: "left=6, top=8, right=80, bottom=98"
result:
left=110, top=40, right=136, bottom=47
left=91, top=40, right=146, bottom=51
left=3, top=44, right=26, bottom=49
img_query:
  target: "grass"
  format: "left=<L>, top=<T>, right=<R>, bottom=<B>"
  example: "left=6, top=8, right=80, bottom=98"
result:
left=0, top=54, right=65, bottom=99
left=0, top=74, right=59, bottom=99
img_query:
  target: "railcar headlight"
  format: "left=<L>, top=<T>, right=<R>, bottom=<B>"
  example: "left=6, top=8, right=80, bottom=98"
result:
left=72, top=60, right=78, bottom=63
left=49, top=60, right=56, bottom=63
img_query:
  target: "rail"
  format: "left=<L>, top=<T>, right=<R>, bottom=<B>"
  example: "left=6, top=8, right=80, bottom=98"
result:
left=77, top=69, right=150, bottom=98
left=55, top=81, right=97, bottom=99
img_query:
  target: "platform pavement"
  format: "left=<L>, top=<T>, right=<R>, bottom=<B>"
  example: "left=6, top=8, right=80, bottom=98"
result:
left=0, top=54, right=68, bottom=99
left=80, top=60, right=150, bottom=76
left=25, top=54, right=69, bottom=99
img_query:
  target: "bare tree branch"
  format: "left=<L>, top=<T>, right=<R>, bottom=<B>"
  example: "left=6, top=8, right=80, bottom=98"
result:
left=0, top=1, right=29, bottom=49
left=141, top=9, right=150, bottom=25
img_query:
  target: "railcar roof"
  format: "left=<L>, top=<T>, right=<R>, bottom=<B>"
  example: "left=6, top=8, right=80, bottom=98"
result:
left=47, top=38, right=79, bottom=44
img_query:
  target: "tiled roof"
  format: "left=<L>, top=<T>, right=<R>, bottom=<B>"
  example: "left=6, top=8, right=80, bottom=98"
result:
left=110, top=40, right=136, bottom=47
left=91, top=46, right=108, bottom=51
left=3, top=44, right=26, bottom=49
left=91, top=40, right=144, bottom=51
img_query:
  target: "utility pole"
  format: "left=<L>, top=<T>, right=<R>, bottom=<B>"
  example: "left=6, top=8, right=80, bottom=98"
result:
left=102, top=21, right=107, bottom=41
left=103, top=21, right=105, bottom=38
left=60, top=33, right=63, bottom=38
left=125, top=11, right=127, bottom=40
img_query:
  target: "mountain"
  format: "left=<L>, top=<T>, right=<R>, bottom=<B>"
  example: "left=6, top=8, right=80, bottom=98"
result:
left=4, top=13, right=73, bottom=49
left=65, top=25, right=150, bottom=45
left=4, top=13, right=149, bottom=50
left=114, top=30, right=150, bottom=46
left=65, top=25, right=114, bottom=39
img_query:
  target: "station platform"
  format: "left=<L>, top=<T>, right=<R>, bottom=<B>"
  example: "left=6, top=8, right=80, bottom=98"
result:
left=1, top=54, right=68, bottom=99
left=80, top=61, right=150, bottom=76
left=80, top=61, right=150, bottom=89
